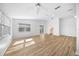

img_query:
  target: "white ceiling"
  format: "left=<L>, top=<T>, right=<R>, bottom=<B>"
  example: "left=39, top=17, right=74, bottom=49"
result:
left=0, top=3, right=76, bottom=20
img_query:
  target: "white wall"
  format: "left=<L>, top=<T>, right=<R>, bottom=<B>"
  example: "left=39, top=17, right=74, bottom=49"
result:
left=46, top=15, right=76, bottom=37
left=59, top=16, right=76, bottom=37
left=76, top=3, right=79, bottom=55
left=12, top=19, right=47, bottom=39
left=46, top=17, right=59, bottom=35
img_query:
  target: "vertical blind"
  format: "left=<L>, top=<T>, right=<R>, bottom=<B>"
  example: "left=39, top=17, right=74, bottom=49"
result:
left=0, top=10, right=11, bottom=39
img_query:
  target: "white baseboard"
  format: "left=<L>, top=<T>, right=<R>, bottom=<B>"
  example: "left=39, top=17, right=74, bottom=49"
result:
left=75, top=50, right=79, bottom=56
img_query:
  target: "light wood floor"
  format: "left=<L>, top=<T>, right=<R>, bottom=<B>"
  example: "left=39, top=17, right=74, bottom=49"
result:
left=4, top=34, right=76, bottom=56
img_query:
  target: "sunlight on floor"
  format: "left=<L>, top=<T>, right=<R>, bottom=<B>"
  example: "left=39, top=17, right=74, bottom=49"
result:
left=25, top=41, right=35, bottom=47
left=13, top=38, right=35, bottom=46
left=6, top=44, right=23, bottom=54
left=13, top=40, right=24, bottom=45
left=6, top=38, right=35, bottom=54
left=25, top=38, right=33, bottom=42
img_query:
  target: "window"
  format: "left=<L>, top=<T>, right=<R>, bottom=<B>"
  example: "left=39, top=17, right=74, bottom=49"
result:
left=19, top=24, right=25, bottom=32
left=0, top=14, right=1, bottom=37
left=25, top=24, right=30, bottom=31
left=19, top=23, right=31, bottom=32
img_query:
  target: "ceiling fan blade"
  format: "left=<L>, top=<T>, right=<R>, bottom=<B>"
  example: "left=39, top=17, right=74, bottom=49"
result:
left=40, top=5, right=54, bottom=19
left=36, top=7, right=40, bottom=15
left=41, top=6, right=49, bottom=13
left=26, top=6, right=34, bottom=11
left=40, top=6, right=51, bottom=16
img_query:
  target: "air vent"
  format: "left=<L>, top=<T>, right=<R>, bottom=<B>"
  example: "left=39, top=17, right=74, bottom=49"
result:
left=55, top=6, right=61, bottom=10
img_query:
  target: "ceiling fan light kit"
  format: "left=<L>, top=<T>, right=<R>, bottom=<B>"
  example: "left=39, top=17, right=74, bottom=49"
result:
left=35, top=3, right=41, bottom=7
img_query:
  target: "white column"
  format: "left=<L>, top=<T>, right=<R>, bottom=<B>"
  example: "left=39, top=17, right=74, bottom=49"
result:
left=76, top=16, right=79, bottom=55
left=76, top=4, right=79, bottom=55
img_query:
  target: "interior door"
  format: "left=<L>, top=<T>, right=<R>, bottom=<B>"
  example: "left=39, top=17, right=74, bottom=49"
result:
left=40, top=25, right=44, bottom=34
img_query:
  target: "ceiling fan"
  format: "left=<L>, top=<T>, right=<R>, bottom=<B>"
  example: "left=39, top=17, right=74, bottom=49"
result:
left=26, top=3, right=54, bottom=19
left=26, top=3, right=50, bottom=15
left=35, top=3, right=41, bottom=14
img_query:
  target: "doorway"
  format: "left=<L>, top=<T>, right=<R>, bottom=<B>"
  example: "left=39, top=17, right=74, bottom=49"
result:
left=40, top=25, right=44, bottom=34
